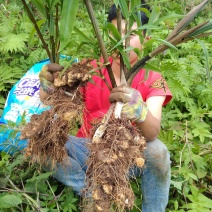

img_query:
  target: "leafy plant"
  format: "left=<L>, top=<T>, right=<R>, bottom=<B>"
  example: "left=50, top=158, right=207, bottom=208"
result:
left=0, top=152, right=80, bottom=211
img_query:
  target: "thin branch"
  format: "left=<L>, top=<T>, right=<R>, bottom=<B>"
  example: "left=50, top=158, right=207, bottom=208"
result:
left=199, top=149, right=212, bottom=156
left=126, top=55, right=151, bottom=83
left=47, top=180, right=60, bottom=211
left=21, top=0, right=52, bottom=61
left=45, top=4, right=56, bottom=62
left=0, top=188, right=49, bottom=196
left=179, top=139, right=187, bottom=169
left=98, top=64, right=113, bottom=91
left=6, top=176, right=40, bottom=209
left=84, top=0, right=117, bottom=89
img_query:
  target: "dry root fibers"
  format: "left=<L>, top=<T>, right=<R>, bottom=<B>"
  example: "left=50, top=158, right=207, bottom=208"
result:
left=21, top=60, right=92, bottom=169
left=85, top=116, right=146, bottom=212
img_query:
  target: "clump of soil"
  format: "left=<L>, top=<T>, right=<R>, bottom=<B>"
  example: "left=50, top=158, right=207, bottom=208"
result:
left=21, top=60, right=93, bottom=169
left=85, top=115, right=146, bottom=211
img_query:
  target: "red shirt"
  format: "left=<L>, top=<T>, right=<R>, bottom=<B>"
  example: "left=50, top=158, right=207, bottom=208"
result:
left=77, top=58, right=172, bottom=137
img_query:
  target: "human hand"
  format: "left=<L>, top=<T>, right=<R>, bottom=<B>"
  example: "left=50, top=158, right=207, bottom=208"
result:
left=109, top=84, right=148, bottom=123
left=39, top=63, right=64, bottom=94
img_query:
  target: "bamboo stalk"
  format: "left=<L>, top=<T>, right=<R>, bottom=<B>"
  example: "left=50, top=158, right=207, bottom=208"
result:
left=117, top=6, right=127, bottom=85
left=126, top=55, right=151, bottom=83
left=126, top=21, right=210, bottom=83
left=84, top=0, right=117, bottom=89
left=166, top=0, right=208, bottom=41
left=178, top=32, right=212, bottom=45
left=150, top=21, right=209, bottom=57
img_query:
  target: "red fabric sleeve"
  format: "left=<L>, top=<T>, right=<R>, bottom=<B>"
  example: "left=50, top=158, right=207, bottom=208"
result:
left=133, top=71, right=172, bottom=106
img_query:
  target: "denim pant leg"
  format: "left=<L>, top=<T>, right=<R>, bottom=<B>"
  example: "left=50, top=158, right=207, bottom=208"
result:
left=49, top=136, right=90, bottom=196
left=141, top=139, right=171, bottom=212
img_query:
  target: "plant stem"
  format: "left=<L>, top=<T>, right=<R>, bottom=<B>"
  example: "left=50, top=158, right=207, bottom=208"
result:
left=21, top=0, right=52, bottom=62
left=126, top=55, right=151, bottom=83
left=124, top=1, right=131, bottom=75
left=45, top=4, right=56, bottom=63
left=55, top=3, right=60, bottom=63
left=0, top=188, right=49, bottom=196
left=117, top=6, right=127, bottom=85
left=47, top=180, right=60, bottom=211
left=84, top=0, right=117, bottom=88
left=6, top=176, right=40, bottom=210
left=98, top=64, right=112, bottom=91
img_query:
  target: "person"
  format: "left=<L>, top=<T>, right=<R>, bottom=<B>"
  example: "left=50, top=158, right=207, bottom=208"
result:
left=0, top=1, right=172, bottom=211
left=0, top=56, right=78, bottom=153
left=38, top=2, right=172, bottom=212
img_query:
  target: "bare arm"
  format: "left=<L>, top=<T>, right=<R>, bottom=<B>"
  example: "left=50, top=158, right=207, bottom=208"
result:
left=137, top=96, right=165, bottom=141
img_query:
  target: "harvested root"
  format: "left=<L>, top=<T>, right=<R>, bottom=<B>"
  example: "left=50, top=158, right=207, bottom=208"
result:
left=85, top=116, right=146, bottom=211
left=21, top=60, right=93, bottom=169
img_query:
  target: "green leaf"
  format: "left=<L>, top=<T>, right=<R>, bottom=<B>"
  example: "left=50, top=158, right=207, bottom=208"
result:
left=153, top=38, right=178, bottom=50
left=59, top=0, right=79, bottom=51
left=154, top=14, right=184, bottom=26
left=28, top=19, right=46, bottom=47
left=197, top=193, right=212, bottom=208
left=192, top=126, right=212, bottom=142
left=74, top=27, right=92, bottom=41
left=0, top=194, right=22, bottom=208
left=0, top=96, right=6, bottom=104
left=171, top=180, right=183, bottom=190
left=188, top=173, right=198, bottom=181
left=144, top=62, right=161, bottom=72
left=111, top=25, right=161, bottom=51
left=147, top=1, right=160, bottom=34
left=118, top=0, right=129, bottom=19
left=174, top=200, right=179, bottom=210
left=139, top=8, right=151, bottom=18
left=114, top=0, right=119, bottom=6
left=195, top=38, right=210, bottom=79
left=30, top=0, right=46, bottom=18
left=27, top=172, right=53, bottom=183
left=106, top=23, right=122, bottom=41
left=0, top=33, right=28, bottom=53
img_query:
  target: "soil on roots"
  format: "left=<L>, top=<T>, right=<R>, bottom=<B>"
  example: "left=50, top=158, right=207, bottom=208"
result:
left=85, top=116, right=146, bottom=212
left=21, top=60, right=92, bottom=169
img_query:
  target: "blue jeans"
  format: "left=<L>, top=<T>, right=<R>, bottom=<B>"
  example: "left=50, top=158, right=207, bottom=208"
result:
left=52, top=136, right=171, bottom=212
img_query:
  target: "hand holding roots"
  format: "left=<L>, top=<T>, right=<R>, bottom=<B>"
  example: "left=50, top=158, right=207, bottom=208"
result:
left=85, top=109, right=146, bottom=211
left=21, top=60, right=93, bottom=169
left=53, top=61, right=92, bottom=88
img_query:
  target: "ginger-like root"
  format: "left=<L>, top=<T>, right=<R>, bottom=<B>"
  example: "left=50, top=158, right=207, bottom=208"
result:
left=21, top=60, right=93, bottom=169
left=52, top=60, right=92, bottom=89
left=85, top=116, right=146, bottom=211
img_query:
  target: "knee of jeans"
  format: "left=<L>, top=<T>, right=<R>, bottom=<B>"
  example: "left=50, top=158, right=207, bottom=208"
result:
left=145, top=139, right=171, bottom=176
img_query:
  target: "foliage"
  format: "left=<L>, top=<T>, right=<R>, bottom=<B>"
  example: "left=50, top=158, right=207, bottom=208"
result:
left=0, top=1, right=47, bottom=114
left=0, top=0, right=212, bottom=211
left=0, top=151, right=79, bottom=211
